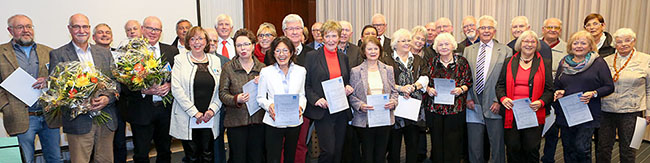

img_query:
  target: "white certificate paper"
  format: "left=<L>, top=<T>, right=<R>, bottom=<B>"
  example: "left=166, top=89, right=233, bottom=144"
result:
left=242, top=80, right=260, bottom=116
left=466, top=104, right=485, bottom=124
left=274, top=94, right=301, bottom=126
left=558, top=92, right=593, bottom=127
left=0, top=68, right=42, bottom=106
left=190, top=116, right=214, bottom=129
left=321, top=77, right=349, bottom=114
left=511, top=98, right=538, bottom=130
left=630, top=117, right=647, bottom=149
left=394, top=96, right=421, bottom=121
left=433, top=78, right=455, bottom=105
left=367, top=94, right=391, bottom=127
left=542, top=107, right=557, bottom=137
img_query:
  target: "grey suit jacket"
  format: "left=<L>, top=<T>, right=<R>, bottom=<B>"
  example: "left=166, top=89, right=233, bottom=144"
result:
left=49, top=42, right=117, bottom=134
left=462, top=41, right=512, bottom=119
left=344, top=43, right=364, bottom=68
left=349, top=60, right=398, bottom=127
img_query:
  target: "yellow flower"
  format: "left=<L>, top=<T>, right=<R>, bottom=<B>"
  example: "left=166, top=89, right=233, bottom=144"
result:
left=144, top=59, right=158, bottom=70
left=124, top=67, right=132, bottom=71
left=66, top=80, right=74, bottom=87
left=75, top=75, right=90, bottom=87
left=132, top=76, right=143, bottom=84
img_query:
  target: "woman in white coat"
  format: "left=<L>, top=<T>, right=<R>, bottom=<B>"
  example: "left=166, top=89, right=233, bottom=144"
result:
left=170, top=26, right=223, bottom=162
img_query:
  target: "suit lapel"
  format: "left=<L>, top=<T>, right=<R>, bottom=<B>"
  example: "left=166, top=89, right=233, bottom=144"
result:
left=90, top=45, right=105, bottom=70
left=35, top=44, right=50, bottom=77
left=0, top=43, right=19, bottom=69
left=318, top=49, right=330, bottom=78
left=378, top=62, right=390, bottom=94
left=65, top=43, right=80, bottom=61
left=486, top=45, right=503, bottom=79
left=359, top=62, right=369, bottom=95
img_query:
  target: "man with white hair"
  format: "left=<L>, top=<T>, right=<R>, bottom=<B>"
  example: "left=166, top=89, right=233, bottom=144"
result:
left=215, top=14, right=235, bottom=59
left=49, top=13, right=117, bottom=162
left=337, top=20, right=363, bottom=67
left=372, top=13, right=392, bottom=52
left=462, top=15, right=512, bottom=163
left=457, top=16, right=480, bottom=53
left=423, top=17, right=457, bottom=60
left=0, top=14, right=61, bottom=163
left=507, top=16, right=552, bottom=59
left=124, top=20, right=142, bottom=39
left=264, top=14, right=314, bottom=66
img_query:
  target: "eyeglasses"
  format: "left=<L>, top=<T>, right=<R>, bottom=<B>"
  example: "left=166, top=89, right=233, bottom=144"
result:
left=615, top=38, right=635, bottom=45
left=584, top=22, right=602, bottom=28
left=11, top=25, right=34, bottom=30
left=209, top=39, right=219, bottom=43
left=236, top=42, right=252, bottom=48
left=143, top=26, right=162, bottom=33
left=544, top=26, right=561, bottom=31
left=372, top=23, right=386, bottom=27
left=275, top=48, right=290, bottom=54
left=478, top=26, right=495, bottom=30
left=258, top=33, right=274, bottom=38
left=190, top=37, right=205, bottom=42
left=284, top=27, right=303, bottom=32
left=511, top=24, right=527, bottom=29
left=70, top=25, right=90, bottom=30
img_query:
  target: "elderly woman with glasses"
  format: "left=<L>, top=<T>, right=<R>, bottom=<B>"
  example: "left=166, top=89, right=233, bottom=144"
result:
left=598, top=28, right=650, bottom=163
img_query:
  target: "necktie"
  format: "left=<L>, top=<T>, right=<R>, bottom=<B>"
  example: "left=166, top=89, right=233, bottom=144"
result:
left=222, top=40, right=229, bottom=58
left=149, top=46, right=158, bottom=58
left=475, top=44, right=487, bottom=94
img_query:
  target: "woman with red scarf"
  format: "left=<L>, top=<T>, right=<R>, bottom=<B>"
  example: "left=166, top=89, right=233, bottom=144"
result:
left=495, top=30, right=553, bottom=163
left=254, top=22, right=277, bottom=64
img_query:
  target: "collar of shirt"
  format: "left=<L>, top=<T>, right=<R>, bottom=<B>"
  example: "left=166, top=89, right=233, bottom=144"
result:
left=273, top=62, right=296, bottom=93
left=177, top=42, right=184, bottom=51
left=218, top=37, right=232, bottom=45
left=338, top=42, right=349, bottom=53
left=72, top=42, right=95, bottom=66
left=295, top=43, right=303, bottom=55
left=11, top=41, right=36, bottom=56
left=392, top=51, right=414, bottom=66
left=380, top=35, right=387, bottom=44
left=479, top=39, right=494, bottom=49
left=597, top=34, right=607, bottom=49
left=148, top=42, right=161, bottom=58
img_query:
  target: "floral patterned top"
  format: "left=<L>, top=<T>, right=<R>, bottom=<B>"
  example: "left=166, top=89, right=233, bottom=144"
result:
left=425, top=55, right=473, bottom=115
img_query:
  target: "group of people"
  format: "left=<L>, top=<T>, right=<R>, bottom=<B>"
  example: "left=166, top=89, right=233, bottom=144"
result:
left=0, top=11, right=648, bottom=163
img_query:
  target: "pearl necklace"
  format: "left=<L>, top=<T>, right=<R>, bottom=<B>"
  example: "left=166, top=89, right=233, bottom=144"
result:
left=190, top=53, right=207, bottom=63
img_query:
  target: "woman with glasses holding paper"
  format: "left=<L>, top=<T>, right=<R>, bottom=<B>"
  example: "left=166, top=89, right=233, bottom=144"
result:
left=303, top=21, right=354, bottom=163
left=349, top=36, right=398, bottom=163
left=495, top=31, right=553, bottom=162
left=598, top=28, right=650, bottom=163
left=257, top=36, right=307, bottom=163
left=218, top=28, right=266, bottom=163
left=551, top=30, right=614, bottom=163
left=423, top=33, right=472, bottom=163
left=170, top=26, right=224, bottom=163
left=379, top=28, right=429, bottom=163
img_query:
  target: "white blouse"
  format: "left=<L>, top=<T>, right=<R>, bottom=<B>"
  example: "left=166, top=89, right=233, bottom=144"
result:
left=257, top=63, right=307, bottom=127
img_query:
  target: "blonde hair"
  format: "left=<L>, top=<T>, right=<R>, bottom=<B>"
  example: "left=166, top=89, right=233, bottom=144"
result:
left=320, top=20, right=342, bottom=38
left=567, top=30, right=598, bottom=54
left=257, top=22, right=277, bottom=37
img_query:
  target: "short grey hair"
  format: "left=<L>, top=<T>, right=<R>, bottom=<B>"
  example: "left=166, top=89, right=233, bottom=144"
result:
left=372, top=13, right=386, bottom=23
left=175, top=19, right=192, bottom=29
left=433, top=32, right=458, bottom=52
left=282, top=14, right=304, bottom=30
left=215, top=14, right=233, bottom=27
left=543, top=18, right=562, bottom=27
left=93, top=23, right=111, bottom=34
left=511, top=16, right=529, bottom=26
left=514, top=30, right=541, bottom=52
left=339, top=20, right=352, bottom=29
left=390, top=28, right=411, bottom=50
left=478, top=15, right=497, bottom=28
left=612, top=28, right=636, bottom=46
left=7, top=14, right=31, bottom=27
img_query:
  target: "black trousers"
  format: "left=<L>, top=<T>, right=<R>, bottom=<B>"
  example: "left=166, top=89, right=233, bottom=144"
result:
left=130, top=106, right=171, bottom=163
left=342, top=124, right=362, bottom=163
left=356, top=126, right=391, bottom=163
left=314, top=111, right=348, bottom=163
left=597, top=111, right=642, bottom=163
left=265, top=124, right=301, bottom=163
left=504, top=123, right=542, bottom=163
left=181, top=129, right=214, bottom=163
left=113, top=111, right=127, bottom=163
left=387, top=124, right=420, bottom=163
left=427, top=110, right=466, bottom=163
left=226, top=124, right=265, bottom=163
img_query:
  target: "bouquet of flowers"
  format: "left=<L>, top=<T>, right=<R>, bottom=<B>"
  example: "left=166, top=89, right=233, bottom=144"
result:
left=112, top=37, right=172, bottom=105
left=40, top=62, right=117, bottom=124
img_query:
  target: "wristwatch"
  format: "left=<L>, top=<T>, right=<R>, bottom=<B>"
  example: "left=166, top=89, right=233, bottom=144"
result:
left=592, top=91, right=598, bottom=98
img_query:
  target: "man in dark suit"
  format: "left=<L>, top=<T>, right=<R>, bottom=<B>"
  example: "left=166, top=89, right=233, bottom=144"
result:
left=49, top=13, right=118, bottom=163
left=457, top=16, right=481, bottom=54
left=306, top=22, right=323, bottom=50
left=424, top=21, right=437, bottom=48
left=122, top=16, right=178, bottom=163
left=0, top=14, right=62, bottom=163
left=338, top=21, right=363, bottom=68
left=372, top=13, right=392, bottom=53
left=170, top=19, right=192, bottom=51
left=264, top=14, right=313, bottom=66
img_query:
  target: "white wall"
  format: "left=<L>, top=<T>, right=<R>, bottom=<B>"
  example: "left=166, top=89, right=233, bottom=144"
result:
left=0, top=0, right=198, bottom=48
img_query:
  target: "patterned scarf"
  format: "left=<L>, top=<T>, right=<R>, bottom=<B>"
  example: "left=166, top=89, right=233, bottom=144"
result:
left=394, top=56, right=423, bottom=100
left=560, top=52, right=599, bottom=75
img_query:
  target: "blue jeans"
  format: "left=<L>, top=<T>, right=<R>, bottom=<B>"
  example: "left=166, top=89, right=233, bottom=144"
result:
left=16, top=115, right=62, bottom=163
left=560, top=125, right=594, bottom=163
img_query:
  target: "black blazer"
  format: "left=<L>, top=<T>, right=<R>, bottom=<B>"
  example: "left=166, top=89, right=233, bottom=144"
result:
left=123, top=43, right=179, bottom=125
left=495, top=53, right=554, bottom=115
left=264, top=44, right=314, bottom=66
left=382, top=37, right=392, bottom=54
left=304, top=48, right=352, bottom=120
left=344, top=43, right=364, bottom=68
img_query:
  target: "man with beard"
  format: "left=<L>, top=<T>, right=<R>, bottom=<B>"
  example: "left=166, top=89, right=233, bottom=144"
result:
left=49, top=13, right=117, bottom=162
left=456, top=16, right=480, bottom=53
left=0, top=14, right=61, bottom=163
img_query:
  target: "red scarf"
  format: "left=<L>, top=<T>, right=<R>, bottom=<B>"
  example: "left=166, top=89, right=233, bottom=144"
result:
left=504, top=52, right=546, bottom=129
left=253, top=43, right=265, bottom=63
